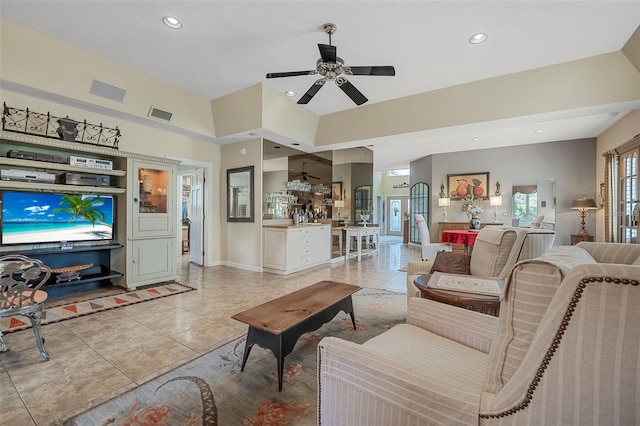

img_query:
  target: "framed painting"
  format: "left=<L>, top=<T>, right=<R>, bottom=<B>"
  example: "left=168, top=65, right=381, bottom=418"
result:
left=332, top=182, right=343, bottom=200
left=447, top=172, right=490, bottom=200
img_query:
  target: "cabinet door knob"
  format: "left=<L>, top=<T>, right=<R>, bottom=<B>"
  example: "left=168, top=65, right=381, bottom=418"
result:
left=133, top=197, right=139, bottom=203
left=133, top=259, right=137, bottom=263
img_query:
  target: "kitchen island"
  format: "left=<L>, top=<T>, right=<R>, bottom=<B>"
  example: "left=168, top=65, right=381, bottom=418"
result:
left=262, top=223, right=331, bottom=275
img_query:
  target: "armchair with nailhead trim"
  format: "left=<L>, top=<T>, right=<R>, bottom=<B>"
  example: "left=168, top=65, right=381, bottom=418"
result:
left=318, top=242, right=640, bottom=425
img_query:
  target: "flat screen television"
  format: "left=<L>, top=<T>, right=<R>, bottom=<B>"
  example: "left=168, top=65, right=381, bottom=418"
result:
left=0, top=191, right=114, bottom=245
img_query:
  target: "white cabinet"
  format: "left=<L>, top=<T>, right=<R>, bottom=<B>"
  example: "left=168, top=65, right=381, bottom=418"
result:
left=128, top=238, right=175, bottom=285
left=126, top=159, right=178, bottom=289
left=263, top=225, right=330, bottom=275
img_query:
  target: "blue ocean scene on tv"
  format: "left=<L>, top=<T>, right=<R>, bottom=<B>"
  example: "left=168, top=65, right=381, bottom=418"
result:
left=1, top=191, right=114, bottom=244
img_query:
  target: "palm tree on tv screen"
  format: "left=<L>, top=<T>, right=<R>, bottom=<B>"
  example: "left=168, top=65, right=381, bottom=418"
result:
left=53, top=195, right=105, bottom=226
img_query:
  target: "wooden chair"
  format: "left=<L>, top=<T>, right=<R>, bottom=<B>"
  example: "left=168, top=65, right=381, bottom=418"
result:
left=0, top=255, right=51, bottom=361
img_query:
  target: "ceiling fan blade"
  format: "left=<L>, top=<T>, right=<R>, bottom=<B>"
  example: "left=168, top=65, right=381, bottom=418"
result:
left=346, top=66, right=396, bottom=76
left=308, top=175, right=320, bottom=180
left=297, top=78, right=326, bottom=104
left=336, top=77, right=368, bottom=105
left=266, top=70, right=316, bottom=78
left=318, top=44, right=337, bottom=63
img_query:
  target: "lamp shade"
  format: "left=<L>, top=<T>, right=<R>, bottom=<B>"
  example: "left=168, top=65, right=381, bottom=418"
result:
left=490, top=196, right=502, bottom=207
left=438, top=198, right=450, bottom=207
left=571, top=196, right=597, bottom=210
left=334, top=200, right=345, bottom=208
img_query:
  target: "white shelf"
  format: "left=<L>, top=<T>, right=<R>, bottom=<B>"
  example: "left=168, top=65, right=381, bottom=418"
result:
left=0, top=180, right=126, bottom=194
left=0, top=157, right=126, bottom=176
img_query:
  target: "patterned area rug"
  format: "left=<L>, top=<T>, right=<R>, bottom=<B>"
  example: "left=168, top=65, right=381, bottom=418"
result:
left=0, top=283, right=195, bottom=333
left=65, top=288, right=407, bottom=426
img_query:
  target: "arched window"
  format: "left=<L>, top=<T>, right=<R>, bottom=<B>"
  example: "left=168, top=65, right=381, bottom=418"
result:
left=409, top=182, right=429, bottom=243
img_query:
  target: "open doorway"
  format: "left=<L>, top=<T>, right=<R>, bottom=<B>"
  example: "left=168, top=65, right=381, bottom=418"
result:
left=178, top=167, right=205, bottom=266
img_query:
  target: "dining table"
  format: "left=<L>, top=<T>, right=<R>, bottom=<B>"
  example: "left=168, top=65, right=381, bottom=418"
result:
left=441, top=229, right=480, bottom=254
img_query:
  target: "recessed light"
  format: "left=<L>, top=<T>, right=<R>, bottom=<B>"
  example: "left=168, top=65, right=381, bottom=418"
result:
left=468, top=33, right=487, bottom=44
left=248, top=132, right=257, bottom=136
left=162, top=16, right=182, bottom=29
left=285, top=91, right=296, bottom=97
left=472, top=137, right=481, bottom=141
left=292, top=143, right=300, bottom=146
left=609, top=112, right=619, bottom=117
left=273, top=146, right=281, bottom=149
left=535, top=129, right=545, bottom=133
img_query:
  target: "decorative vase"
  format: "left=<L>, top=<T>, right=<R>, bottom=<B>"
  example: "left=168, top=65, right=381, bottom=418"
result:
left=470, top=215, right=481, bottom=230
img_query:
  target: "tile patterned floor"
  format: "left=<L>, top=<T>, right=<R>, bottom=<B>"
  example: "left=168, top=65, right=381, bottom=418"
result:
left=0, top=236, right=419, bottom=425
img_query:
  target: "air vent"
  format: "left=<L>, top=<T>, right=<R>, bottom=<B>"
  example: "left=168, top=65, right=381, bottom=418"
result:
left=90, top=80, right=126, bottom=103
left=148, top=106, right=173, bottom=121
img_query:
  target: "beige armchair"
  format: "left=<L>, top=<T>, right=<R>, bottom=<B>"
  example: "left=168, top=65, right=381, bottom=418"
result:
left=406, top=226, right=555, bottom=302
left=318, top=242, right=640, bottom=425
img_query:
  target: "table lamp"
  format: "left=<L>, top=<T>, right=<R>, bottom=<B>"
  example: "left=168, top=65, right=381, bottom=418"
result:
left=570, top=196, right=597, bottom=236
left=438, top=197, right=450, bottom=221
left=490, top=196, right=502, bottom=222
left=334, top=200, right=344, bottom=218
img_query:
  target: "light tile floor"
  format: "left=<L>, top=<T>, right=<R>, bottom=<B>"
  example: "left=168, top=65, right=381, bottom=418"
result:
left=0, top=236, right=419, bottom=425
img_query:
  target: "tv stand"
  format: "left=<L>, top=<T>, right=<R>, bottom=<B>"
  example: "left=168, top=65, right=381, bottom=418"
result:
left=2, top=244, right=123, bottom=298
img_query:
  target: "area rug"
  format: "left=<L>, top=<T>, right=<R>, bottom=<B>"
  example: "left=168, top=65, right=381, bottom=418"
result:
left=0, top=283, right=195, bottom=333
left=65, top=288, right=407, bottom=426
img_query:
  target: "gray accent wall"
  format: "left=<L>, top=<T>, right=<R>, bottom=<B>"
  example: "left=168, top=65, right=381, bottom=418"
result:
left=410, top=138, right=597, bottom=246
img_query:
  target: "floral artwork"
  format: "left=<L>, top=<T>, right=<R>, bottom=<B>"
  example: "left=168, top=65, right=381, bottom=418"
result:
left=461, top=194, right=484, bottom=217
left=447, top=172, right=490, bottom=200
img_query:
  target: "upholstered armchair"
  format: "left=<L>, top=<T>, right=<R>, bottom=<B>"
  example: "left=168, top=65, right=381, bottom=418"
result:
left=405, top=226, right=555, bottom=302
left=318, top=242, right=640, bottom=425
left=0, top=255, right=51, bottom=361
left=414, top=213, right=451, bottom=259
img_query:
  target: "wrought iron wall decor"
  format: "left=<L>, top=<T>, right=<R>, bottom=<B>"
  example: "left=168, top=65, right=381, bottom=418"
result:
left=2, top=102, right=121, bottom=150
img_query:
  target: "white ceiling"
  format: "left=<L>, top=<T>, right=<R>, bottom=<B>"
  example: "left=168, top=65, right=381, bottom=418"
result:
left=1, top=1, right=639, bottom=170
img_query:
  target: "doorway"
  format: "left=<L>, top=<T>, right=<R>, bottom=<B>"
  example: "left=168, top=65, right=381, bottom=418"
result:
left=178, top=167, right=205, bottom=266
left=387, top=196, right=409, bottom=236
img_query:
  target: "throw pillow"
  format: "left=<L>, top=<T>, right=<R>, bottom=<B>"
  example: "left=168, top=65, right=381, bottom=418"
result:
left=429, top=251, right=472, bottom=275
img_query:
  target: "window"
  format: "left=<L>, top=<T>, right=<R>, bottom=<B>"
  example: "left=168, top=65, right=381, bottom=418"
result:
left=512, top=184, right=538, bottom=226
left=387, top=169, right=410, bottom=177
left=618, top=140, right=639, bottom=243
left=409, top=183, right=429, bottom=243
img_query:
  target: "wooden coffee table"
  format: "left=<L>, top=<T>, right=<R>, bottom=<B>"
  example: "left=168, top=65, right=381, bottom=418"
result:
left=413, top=274, right=500, bottom=317
left=231, top=280, right=361, bottom=390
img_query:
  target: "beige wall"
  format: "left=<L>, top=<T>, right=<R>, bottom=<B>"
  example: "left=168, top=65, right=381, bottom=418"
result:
left=1, top=19, right=215, bottom=138
left=316, top=52, right=640, bottom=147
left=411, top=138, right=597, bottom=246
left=595, top=110, right=640, bottom=240
left=219, top=139, right=263, bottom=270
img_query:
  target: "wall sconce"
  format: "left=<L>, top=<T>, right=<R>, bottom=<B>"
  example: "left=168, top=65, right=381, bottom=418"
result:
left=489, top=181, right=502, bottom=222
left=571, top=195, right=597, bottom=236
left=439, top=184, right=446, bottom=198
left=438, top=197, right=450, bottom=222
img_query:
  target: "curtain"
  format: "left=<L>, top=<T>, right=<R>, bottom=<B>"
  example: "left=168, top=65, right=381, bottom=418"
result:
left=512, top=185, right=537, bottom=194
left=603, top=151, right=617, bottom=242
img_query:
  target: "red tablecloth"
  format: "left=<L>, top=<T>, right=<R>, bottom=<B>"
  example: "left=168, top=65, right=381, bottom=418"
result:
left=441, top=230, right=479, bottom=245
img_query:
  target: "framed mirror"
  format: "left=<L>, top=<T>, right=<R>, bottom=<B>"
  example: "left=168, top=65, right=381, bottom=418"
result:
left=227, top=166, right=254, bottom=222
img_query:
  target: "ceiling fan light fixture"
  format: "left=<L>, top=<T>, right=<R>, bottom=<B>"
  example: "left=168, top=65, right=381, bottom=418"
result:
left=469, top=33, right=488, bottom=44
left=285, top=90, right=296, bottom=97
left=162, top=16, right=182, bottom=29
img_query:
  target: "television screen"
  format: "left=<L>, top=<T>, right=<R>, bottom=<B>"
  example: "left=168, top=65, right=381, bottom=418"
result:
left=1, top=191, right=114, bottom=245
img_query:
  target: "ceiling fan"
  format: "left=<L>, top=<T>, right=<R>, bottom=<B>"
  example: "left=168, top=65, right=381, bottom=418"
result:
left=293, top=162, right=320, bottom=181
left=266, top=23, right=395, bottom=106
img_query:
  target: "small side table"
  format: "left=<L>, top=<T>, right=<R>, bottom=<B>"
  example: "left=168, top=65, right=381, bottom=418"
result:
left=413, top=274, right=500, bottom=317
left=571, top=234, right=594, bottom=245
